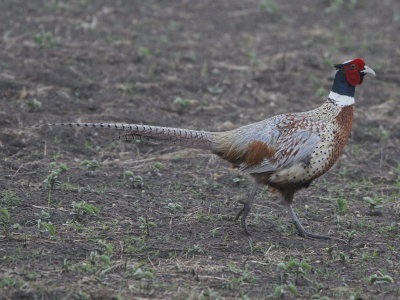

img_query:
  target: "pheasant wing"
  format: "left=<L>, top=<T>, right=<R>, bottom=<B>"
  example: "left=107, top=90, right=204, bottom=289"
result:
left=240, top=130, right=320, bottom=174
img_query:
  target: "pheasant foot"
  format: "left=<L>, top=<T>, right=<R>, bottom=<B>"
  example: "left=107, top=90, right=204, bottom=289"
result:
left=288, top=205, right=331, bottom=240
left=235, top=200, right=251, bottom=235
left=235, top=183, right=258, bottom=236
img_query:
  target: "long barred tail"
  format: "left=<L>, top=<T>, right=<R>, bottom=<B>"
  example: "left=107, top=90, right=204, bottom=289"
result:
left=43, top=122, right=215, bottom=150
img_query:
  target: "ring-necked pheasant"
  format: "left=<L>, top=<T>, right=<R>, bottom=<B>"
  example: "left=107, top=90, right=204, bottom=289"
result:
left=41, top=58, right=375, bottom=239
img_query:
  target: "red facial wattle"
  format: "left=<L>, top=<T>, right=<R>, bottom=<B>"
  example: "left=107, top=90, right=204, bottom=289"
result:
left=345, top=69, right=362, bottom=86
left=344, top=58, right=366, bottom=86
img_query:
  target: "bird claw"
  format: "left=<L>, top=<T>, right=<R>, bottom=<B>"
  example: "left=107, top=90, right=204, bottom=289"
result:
left=296, top=228, right=332, bottom=240
left=288, top=205, right=333, bottom=240
left=235, top=200, right=252, bottom=235
left=234, top=201, right=245, bottom=220
left=235, top=208, right=243, bottom=221
left=242, top=224, right=251, bottom=236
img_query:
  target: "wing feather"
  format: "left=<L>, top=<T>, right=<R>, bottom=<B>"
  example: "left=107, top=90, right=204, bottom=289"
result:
left=240, top=129, right=320, bottom=174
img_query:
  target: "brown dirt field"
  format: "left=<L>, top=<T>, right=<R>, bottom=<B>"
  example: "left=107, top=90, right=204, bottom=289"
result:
left=1, top=0, right=400, bottom=299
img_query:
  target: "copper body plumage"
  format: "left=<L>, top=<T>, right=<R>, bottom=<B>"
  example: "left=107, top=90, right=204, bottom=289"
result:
left=42, top=58, right=375, bottom=239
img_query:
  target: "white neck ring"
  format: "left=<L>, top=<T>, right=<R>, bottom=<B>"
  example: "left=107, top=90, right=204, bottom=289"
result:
left=328, top=91, right=355, bottom=107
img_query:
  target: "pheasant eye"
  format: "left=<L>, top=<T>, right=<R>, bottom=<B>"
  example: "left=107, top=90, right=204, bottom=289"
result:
left=350, top=64, right=356, bottom=69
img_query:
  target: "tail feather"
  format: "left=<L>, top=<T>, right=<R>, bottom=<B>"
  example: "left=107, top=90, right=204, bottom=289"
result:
left=42, top=122, right=215, bottom=150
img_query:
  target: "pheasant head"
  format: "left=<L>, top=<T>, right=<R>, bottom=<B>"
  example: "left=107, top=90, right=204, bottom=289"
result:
left=334, top=58, right=376, bottom=86
left=329, top=58, right=376, bottom=106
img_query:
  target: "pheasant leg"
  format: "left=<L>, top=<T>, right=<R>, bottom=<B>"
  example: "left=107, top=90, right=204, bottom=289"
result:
left=288, top=205, right=331, bottom=240
left=235, top=183, right=258, bottom=235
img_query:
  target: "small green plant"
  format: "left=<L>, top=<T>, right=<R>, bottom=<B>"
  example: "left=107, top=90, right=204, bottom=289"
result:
left=159, top=35, right=169, bottom=43
left=363, top=196, right=384, bottom=216
left=168, top=20, right=179, bottom=30
left=97, top=239, right=113, bottom=257
left=361, top=249, right=379, bottom=260
left=226, top=263, right=256, bottom=290
left=38, top=210, right=51, bottom=220
left=117, top=83, right=135, bottom=95
left=363, top=196, right=383, bottom=209
left=278, top=259, right=312, bottom=277
left=349, top=293, right=363, bottom=300
left=37, top=219, right=57, bottom=237
left=0, top=208, right=11, bottom=236
left=12, top=223, right=22, bottom=231
left=72, top=222, right=85, bottom=232
left=394, top=162, right=400, bottom=186
left=173, top=97, right=194, bottom=112
left=273, top=284, right=298, bottom=299
left=43, top=162, right=67, bottom=207
left=33, top=31, right=54, bottom=47
left=28, top=98, right=42, bottom=111
left=50, top=162, right=68, bottom=171
left=276, top=259, right=312, bottom=293
left=325, top=0, right=358, bottom=14
left=72, top=201, right=100, bottom=217
left=130, top=176, right=144, bottom=188
left=187, top=244, right=205, bottom=255
left=173, top=97, right=193, bottom=106
left=139, top=216, right=157, bottom=236
left=81, top=160, right=100, bottom=169
left=138, top=46, right=151, bottom=58
left=77, top=292, right=90, bottom=300
left=75, top=251, right=111, bottom=274
left=0, top=277, right=20, bottom=288
left=123, top=170, right=143, bottom=188
left=43, top=171, right=61, bottom=207
left=232, top=176, right=245, bottom=184
left=0, top=208, right=10, bottom=223
left=1, top=190, right=20, bottom=207
left=209, top=227, right=220, bottom=237
left=206, top=86, right=224, bottom=95
left=90, top=250, right=110, bottom=267
left=153, top=161, right=164, bottom=170
left=339, top=251, right=349, bottom=264
left=247, top=52, right=261, bottom=66
left=167, top=202, right=183, bottom=212
left=68, top=240, right=114, bottom=274
left=125, top=236, right=149, bottom=254
left=368, top=272, right=394, bottom=284
left=345, top=230, right=356, bottom=243
left=195, top=288, right=220, bottom=300
left=336, top=198, right=348, bottom=213
left=123, top=170, right=134, bottom=178
left=84, top=142, right=102, bottom=152
left=260, top=0, right=278, bottom=15
left=126, top=263, right=154, bottom=280
left=325, top=0, right=344, bottom=14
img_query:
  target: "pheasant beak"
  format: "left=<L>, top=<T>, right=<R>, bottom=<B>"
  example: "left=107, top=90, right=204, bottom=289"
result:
left=361, top=65, right=376, bottom=76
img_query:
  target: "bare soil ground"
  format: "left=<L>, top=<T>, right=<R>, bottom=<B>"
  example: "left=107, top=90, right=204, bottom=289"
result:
left=1, top=0, right=400, bottom=299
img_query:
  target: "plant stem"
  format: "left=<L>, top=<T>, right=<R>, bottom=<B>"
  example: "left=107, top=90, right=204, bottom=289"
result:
left=48, top=188, right=52, bottom=207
